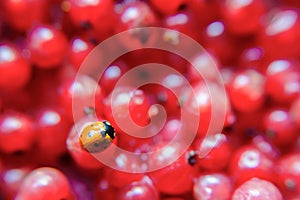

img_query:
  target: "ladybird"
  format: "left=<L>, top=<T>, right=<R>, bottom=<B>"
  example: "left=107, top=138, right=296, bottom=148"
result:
left=79, top=120, right=116, bottom=153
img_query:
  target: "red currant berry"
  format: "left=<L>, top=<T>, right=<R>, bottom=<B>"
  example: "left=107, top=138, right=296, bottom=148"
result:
left=163, top=11, right=200, bottom=41
left=27, top=25, right=68, bottom=68
left=153, top=117, right=181, bottom=143
left=228, top=69, right=265, bottom=112
left=58, top=74, right=102, bottom=121
left=195, top=133, right=232, bottom=171
left=193, top=173, right=233, bottom=200
left=34, top=106, right=71, bottom=160
left=115, top=1, right=158, bottom=48
left=0, top=42, right=31, bottom=90
left=263, top=108, right=298, bottom=147
left=221, top=0, right=266, bottom=35
left=0, top=166, right=31, bottom=199
left=68, top=37, right=94, bottom=70
left=229, top=145, right=275, bottom=185
left=3, top=0, right=47, bottom=31
left=149, top=147, right=199, bottom=195
left=276, top=153, right=300, bottom=198
left=251, top=135, right=279, bottom=159
left=66, top=0, right=113, bottom=29
left=238, top=46, right=267, bottom=72
left=259, top=7, right=300, bottom=58
left=160, top=73, right=188, bottom=114
left=103, top=87, right=148, bottom=134
left=265, top=59, right=300, bottom=104
left=183, top=81, right=228, bottom=138
left=0, top=111, right=35, bottom=153
left=203, top=20, right=237, bottom=64
left=99, top=61, right=128, bottom=95
left=232, top=178, right=283, bottom=200
left=129, top=89, right=151, bottom=127
left=117, top=176, right=159, bottom=200
left=116, top=1, right=157, bottom=32
left=15, top=167, right=73, bottom=200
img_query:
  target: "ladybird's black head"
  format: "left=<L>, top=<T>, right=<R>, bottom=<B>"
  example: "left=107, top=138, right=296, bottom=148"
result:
left=103, top=121, right=115, bottom=139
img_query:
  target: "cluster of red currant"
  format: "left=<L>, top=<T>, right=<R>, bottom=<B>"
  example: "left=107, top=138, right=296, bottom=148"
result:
left=0, top=0, right=300, bottom=199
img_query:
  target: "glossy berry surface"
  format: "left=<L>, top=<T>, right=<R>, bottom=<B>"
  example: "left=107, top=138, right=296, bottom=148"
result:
left=221, top=0, right=266, bottom=35
left=68, top=37, right=94, bottom=70
left=228, top=69, right=265, bottom=112
left=263, top=108, right=298, bottom=147
left=149, top=147, right=199, bottom=195
left=27, top=25, right=68, bottom=68
left=275, top=153, right=300, bottom=198
left=195, top=133, right=232, bottom=171
left=193, top=173, right=233, bottom=200
left=0, top=43, right=31, bottom=90
left=15, top=167, right=72, bottom=200
left=34, top=107, right=71, bottom=159
left=232, top=178, right=283, bottom=200
left=2, top=0, right=47, bottom=32
left=0, top=111, right=34, bottom=153
left=116, top=176, right=159, bottom=200
left=265, top=59, right=300, bottom=104
left=259, top=7, right=300, bottom=58
left=229, top=145, right=275, bottom=185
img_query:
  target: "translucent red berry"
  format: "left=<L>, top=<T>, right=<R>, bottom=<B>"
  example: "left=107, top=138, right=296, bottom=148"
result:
left=3, top=0, right=47, bottom=31
left=193, top=173, right=233, bottom=200
left=67, top=0, right=113, bottom=29
left=99, top=61, right=128, bottom=95
left=275, top=153, right=300, bottom=198
left=27, top=25, right=68, bottom=68
left=34, top=107, right=71, bottom=160
left=221, top=0, right=266, bottom=35
left=149, top=147, right=199, bottom=195
left=232, top=178, right=283, bottom=200
left=0, top=166, right=32, bottom=199
left=0, top=43, right=31, bottom=90
left=117, top=176, right=159, bottom=200
left=263, top=108, right=298, bottom=147
left=0, top=111, right=35, bottom=153
left=15, top=167, right=73, bottom=200
left=58, top=74, right=102, bottom=121
left=229, top=145, right=275, bottom=185
left=228, top=69, right=265, bottom=112
left=195, top=133, right=232, bottom=171
left=68, top=37, right=94, bottom=70
left=259, top=8, right=300, bottom=58
left=265, top=59, right=300, bottom=104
